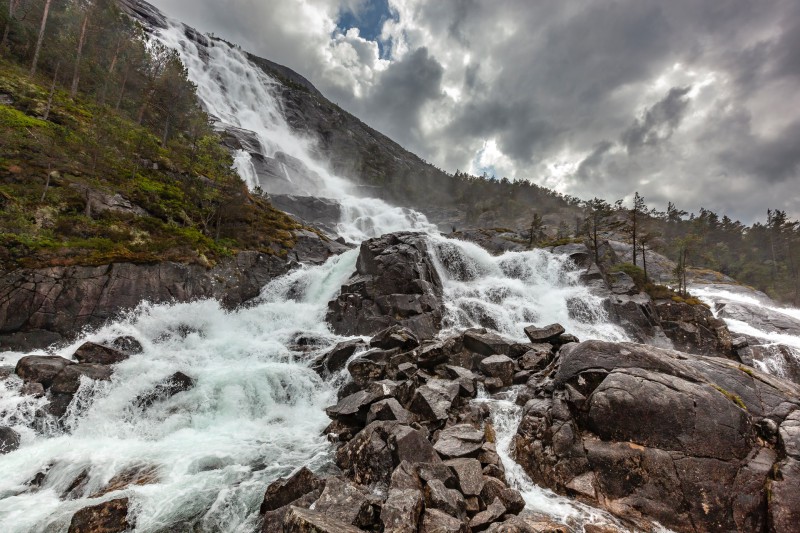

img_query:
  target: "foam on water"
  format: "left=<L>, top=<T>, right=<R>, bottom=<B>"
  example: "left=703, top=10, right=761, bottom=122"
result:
left=0, top=10, right=638, bottom=533
left=155, top=21, right=435, bottom=241
left=692, top=286, right=800, bottom=377
left=429, top=234, right=628, bottom=343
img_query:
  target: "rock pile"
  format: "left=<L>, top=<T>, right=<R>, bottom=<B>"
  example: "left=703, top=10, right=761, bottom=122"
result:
left=260, top=322, right=579, bottom=532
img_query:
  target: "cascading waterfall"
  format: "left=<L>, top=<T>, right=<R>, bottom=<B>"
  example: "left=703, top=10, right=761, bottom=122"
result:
left=0, top=10, right=633, bottom=533
left=429, top=235, right=629, bottom=342
left=154, top=21, right=436, bottom=242
left=693, top=286, right=800, bottom=378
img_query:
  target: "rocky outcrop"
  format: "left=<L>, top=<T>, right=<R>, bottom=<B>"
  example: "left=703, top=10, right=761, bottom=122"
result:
left=68, top=498, right=132, bottom=533
left=514, top=339, right=800, bottom=532
left=326, top=232, right=444, bottom=341
left=0, top=229, right=347, bottom=351
left=655, top=299, right=733, bottom=357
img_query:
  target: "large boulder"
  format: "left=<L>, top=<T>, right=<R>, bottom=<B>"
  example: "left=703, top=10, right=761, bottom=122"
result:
left=0, top=426, right=20, bottom=454
left=73, top=342, right=130, bottom=365
left=15, top=355, right=73, bottom=388
left=283, top=506, right=363, bottom=533
left=326, top=233, right=444, bottom=341
left=654, top=300, right=733, bottom=357
left=67, top=498, right=132, bottom=533
left=514, top=340, right=800, bottom=532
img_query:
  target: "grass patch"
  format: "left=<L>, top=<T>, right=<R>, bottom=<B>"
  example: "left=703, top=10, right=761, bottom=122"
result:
left=711, top=384, right=747, bottom=410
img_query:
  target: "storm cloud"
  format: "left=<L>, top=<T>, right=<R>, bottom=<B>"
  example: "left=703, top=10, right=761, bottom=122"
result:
left=150, top=0, right=800, bottom=222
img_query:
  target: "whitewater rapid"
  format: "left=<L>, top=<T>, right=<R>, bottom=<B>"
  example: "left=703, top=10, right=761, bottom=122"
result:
left=0, top=13, right=632, bottom=533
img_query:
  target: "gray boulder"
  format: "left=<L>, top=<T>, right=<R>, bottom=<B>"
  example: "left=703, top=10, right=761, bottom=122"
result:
left=326, top=233, right=444, bottom=341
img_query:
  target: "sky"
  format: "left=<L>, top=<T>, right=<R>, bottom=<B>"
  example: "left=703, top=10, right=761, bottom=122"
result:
left=150, top=0, right=800, bottom=223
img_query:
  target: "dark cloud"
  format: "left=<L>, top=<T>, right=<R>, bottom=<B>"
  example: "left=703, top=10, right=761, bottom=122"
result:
left=356, top=47, right=444, bottom=150
left=725, top=120, right=800, bottom=184
left=150, top=0, right=800, bottom=222
left=621, top=86, right=692, bottom=153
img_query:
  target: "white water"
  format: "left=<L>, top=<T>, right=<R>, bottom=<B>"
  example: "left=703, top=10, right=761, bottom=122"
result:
left=0, top=12, right=632, bottom=533
left=155, top=21, right=436, bottom=243
left=430, top=235, right=628, bottom=343
left=692, top=285, right=800, bottom=378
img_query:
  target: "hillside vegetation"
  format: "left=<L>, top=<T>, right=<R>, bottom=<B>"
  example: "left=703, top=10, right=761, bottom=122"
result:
left=0, top=0, right=299, bottom=270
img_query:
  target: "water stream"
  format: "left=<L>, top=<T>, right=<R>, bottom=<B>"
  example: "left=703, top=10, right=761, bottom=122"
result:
left=0, top=10, right=638, bottom=533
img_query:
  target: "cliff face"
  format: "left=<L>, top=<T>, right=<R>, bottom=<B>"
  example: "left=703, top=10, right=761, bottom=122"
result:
left=0, top=232, right=347, bottom=351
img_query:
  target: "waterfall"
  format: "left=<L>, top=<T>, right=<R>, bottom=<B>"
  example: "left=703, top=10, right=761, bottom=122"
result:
left=0, top=8, right=629, bottom=533
left=692, top=285, right=800, bottom=379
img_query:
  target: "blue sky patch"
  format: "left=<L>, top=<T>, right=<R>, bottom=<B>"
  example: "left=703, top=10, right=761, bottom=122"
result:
left=337, top=0, right=395, bottom=58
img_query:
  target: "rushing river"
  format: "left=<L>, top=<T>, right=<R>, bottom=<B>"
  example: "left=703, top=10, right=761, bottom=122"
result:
left=0, top=6, right=683, bottom=532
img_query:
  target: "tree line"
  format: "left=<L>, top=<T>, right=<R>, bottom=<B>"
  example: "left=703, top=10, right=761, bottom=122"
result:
left=1, top=0, right=206, bottom=154
left=580, top=192, right=800, bottom=305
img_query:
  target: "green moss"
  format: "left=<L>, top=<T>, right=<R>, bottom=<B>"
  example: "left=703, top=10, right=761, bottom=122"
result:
left=0, top=62, right=302, bottom=269
left=0, top=104, right=50, bottom=129
left=611, top=263, right=647, bottom=288
left=738, top=365, right=756, bottom=378
left=712, top=384, right=747, bottom=410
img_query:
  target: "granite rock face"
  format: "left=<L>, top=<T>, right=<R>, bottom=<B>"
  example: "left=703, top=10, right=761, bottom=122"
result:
left=326, top=232, right=444, bottom=341
left=0, top=228, right=348, bottom=352
left=514, top=339, right=800, bottom=533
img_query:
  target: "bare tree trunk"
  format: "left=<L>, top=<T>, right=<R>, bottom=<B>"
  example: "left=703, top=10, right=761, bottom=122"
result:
left=41, top=164, right=52, bottom=202
left=43, top=61, right=59, bottom=120
left=115, top=65, right=129, bottom=110
left=70, top=11, right=90, bottom=98
left=30, top=0, right=53, bottom=77
left=161, top=113, right=170, bottom=147
left=99, top=38, right=121, bottom=105
left=1, top=0, right=19, bottom=51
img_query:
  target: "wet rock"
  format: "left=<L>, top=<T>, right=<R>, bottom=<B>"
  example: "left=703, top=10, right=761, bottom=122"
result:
left=463, top=329, right=513, bottom=357
left=485, top=514, right=570, bottom=532
left=15, top=355, right=74, bottom=388
left=0, top=426, right=20, bottom=454
left=445, top=458, right=485, bottom=496
left=133, top=372, right=194, bottom=409
left=444, top=366, right=478, bottom=398
left=347, top=355, right=387, bottom=387
left=390, top=460, right=424, bottom=491
left=381, top=488, right=424, bottom=533
left=523, top=324, right=565, bottom=343
left=479, top=355, right=515, bottom=386
left=393, top=425, right=441, bottom=465
left=326, top=233, right=444, bottom=341
left=518, top=349, right=551, bottom=372
left=312, top=339, right=366, bottom=375
left=654, top=300, right=733, bottom=357
left=417, top=462, right=458, bottom=489
left=409, top=379, right=460, bottom=421
left=314, top=477, right=379, bottom=528
left=425, top=478, right=467, bottom=519
left=480, top=477, right=525, bottom=514
left=367, top=398, right=414, bottom=425
left=260, top=467, right=325, bottom=514
left=50, top=364, right=113, bottom=395
left=770, top=458, right=800, bottom=533
left=336, top=421, right=438, bottom=487
left=92, top=465, right=159, bottom=497
left=283, top=506, right=363, bottom=533
left=109, top=336, right=143, bottom=354
left=470, top=498, right=506, bottom=531
left=371, top=325, right=420, bottom=351
left=68, top=498, right=132, bottom=533
left=421, top=508, right=468, bottom=532
left=326, top=385, right=393, bottom=425
left=21, top=381, right=45, bottom=397
left=514, top=339, right=800, bottom=532
left=0, top=251, right=291, bottom=351
left=73, top=342, right=130, bottom=365
left=434, top=424, right=485, bottom=459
